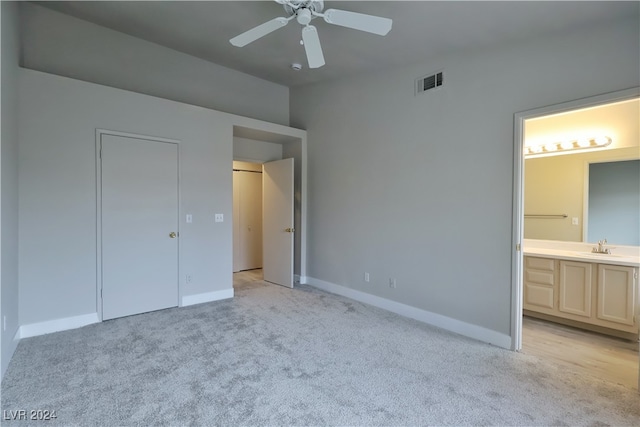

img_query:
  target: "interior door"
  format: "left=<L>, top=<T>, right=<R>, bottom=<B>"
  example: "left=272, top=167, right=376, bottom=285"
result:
left=263, top=158, right=294, bottom=288
left=101, top=134, right=179, bottom=320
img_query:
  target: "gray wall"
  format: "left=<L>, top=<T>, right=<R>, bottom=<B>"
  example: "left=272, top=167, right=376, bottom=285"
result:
left=233, top=137, right=283, bottom=163
left=1, top=0, right=20, bottom=380
left=588, top=160, right=640, bottom=246
left=290, top=18, right=640, bottom=335
left=18, top=69, right=237, bottom=326
left=20, top=3, right=290, bottom=126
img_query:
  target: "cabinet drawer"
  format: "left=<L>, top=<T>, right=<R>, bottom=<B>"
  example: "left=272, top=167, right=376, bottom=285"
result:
left=526, top=257, right=555, bottom=271
left=526, top=270, right=554, bottom=286
left=525, top=283, right=554, bottom=309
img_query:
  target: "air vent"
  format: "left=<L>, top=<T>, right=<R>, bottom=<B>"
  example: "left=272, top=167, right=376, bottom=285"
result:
left=416, top=71, right=444, bottom=95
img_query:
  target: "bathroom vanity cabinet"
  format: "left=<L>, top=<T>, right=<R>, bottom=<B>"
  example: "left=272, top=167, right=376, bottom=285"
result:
left=524, top=255, right=638, bottom=339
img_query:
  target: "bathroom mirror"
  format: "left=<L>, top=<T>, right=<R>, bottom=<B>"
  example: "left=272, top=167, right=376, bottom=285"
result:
left=587, top=159, right=639, bottom=246
left=524, top=151, right=640, bottom=245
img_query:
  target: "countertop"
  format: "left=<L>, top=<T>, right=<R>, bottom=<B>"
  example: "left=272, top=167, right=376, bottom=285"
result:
left=523, top=246, right=640, bottom=267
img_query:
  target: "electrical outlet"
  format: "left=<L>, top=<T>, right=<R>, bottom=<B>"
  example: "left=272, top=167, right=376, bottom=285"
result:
left=364, top=272, right=370, bottom=282
left=389, top=278, right=397, bottom=289
left=215, top=213, right=224, bottom=223
left=186, top=274, right=192, bottom=284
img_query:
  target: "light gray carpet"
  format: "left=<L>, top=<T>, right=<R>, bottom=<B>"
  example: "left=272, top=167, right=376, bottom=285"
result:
left=2, top=280, right=639, bottom=426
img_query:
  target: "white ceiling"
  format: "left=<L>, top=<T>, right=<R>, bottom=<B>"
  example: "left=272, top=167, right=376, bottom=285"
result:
left=36, top=1, right=639, bottom=87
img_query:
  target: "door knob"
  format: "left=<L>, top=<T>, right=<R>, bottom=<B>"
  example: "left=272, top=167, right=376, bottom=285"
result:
left=285, top=228, right=295, bottom=233
left=169, top=232, right=177, bottom=238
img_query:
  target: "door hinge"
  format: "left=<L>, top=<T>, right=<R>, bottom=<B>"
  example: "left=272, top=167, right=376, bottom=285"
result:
left=516, top=243, right=521, bottom=251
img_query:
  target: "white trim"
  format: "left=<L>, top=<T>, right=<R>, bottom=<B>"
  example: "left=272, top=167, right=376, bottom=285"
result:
left=181, top=289, right=234, bottom=307
left=583, top=159, right=590, bottom=243
left=19, top=313, right=100, bottom=339
left=95, top=129, right=181, bottom=145
left=13, top=328, right=20, bottom=343
left=511, top=112, right=526, bottom=351
left=511, top=87, right=640, bottom=352
left=306, top=277, right=512, bottom=349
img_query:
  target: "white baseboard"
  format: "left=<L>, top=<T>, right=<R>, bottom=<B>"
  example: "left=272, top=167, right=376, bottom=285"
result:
left=295, top=274, right=309, bottom=284
left=181, top=288, right=234, bottom=307
left=19, top=313, right=100, bottom=339
left=305, top=277, right=512, bottom=349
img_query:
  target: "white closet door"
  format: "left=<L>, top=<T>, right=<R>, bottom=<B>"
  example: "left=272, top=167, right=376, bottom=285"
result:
left=101, top=134, right=179, bottom=320
left=233, top=170, right=263, bottom=272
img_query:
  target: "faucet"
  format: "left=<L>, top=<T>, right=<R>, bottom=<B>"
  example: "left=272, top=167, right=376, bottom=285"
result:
left=593, top=239, right=611, bottom=254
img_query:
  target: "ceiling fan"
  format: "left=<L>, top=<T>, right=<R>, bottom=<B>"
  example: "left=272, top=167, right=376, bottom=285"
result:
left=229, top=0, right=393, bottom=69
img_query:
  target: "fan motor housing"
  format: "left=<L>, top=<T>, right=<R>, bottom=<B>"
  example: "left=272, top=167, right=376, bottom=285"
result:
left=284, top=0, right=324, bottom=17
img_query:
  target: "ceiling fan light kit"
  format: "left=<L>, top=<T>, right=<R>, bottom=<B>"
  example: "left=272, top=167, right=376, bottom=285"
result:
left=230, top=0, right=393, bottom=69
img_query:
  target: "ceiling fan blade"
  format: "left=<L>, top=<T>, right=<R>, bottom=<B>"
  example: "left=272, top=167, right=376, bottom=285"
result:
left=322, top=9, right=392, bottom=36
left=230, top=17, right=290, bottom=47
left=302, top=25, right=325, bottom=69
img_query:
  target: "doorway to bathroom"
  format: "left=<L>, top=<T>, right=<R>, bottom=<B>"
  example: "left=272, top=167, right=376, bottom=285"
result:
left=512, top=89, right=640, bottom=389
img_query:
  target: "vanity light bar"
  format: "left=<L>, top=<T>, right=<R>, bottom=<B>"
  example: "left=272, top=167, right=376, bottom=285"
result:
left=525, top=136, right=612, bottom=157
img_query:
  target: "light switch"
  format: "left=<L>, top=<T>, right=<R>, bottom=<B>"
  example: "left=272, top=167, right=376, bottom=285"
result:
left=186, top=214, right=193, bottom=223
left=215, top=213, right=224, bottom=223
left=572, top=217, right=579, bottom=226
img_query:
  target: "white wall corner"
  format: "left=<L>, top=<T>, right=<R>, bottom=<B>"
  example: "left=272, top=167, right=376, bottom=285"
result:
left=181, top=288, right=234, bottom=307
left=305, top=277, right=512, bottom=349
left=19, top=313, right=100, bottom=339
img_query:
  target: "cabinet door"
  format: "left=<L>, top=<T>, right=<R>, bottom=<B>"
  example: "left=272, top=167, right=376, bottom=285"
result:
left=559, top=261, right=592, bottom=318
left=597, top=265, right=636, bottom=326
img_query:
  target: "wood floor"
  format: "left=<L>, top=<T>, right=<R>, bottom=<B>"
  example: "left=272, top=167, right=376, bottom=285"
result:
left=233, top=271, right=639, bottom=390
left=233, top=268, right=264, bottom=287
left=522, top=316, right=638, bottom=389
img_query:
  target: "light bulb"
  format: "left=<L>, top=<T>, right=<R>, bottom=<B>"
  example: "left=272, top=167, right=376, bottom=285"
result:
left=560, top=141, right=573, bottom=150
left=577, top=138, right=590, bottom=148
left=545, top=143, right=558, bottom=152
left=594, top=136, right=610, bottom=146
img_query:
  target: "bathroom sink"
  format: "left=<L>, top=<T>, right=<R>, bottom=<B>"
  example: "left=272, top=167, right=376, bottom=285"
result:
left=575, top=252, right=627, bottom=258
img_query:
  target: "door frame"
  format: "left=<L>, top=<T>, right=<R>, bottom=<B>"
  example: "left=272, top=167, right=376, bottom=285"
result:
left=231, top=125, right=307, bottom=284
left=95, top=129, right=182, bottom=321
left=510, top=87, right=639, bottom=351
